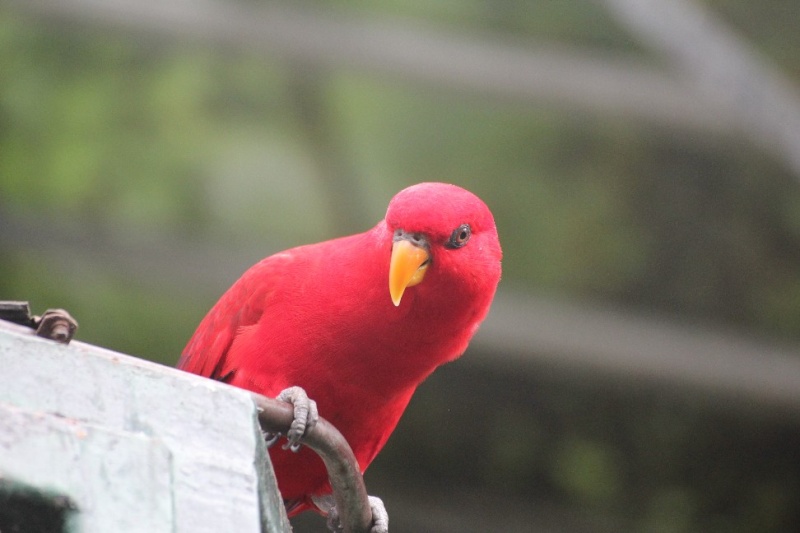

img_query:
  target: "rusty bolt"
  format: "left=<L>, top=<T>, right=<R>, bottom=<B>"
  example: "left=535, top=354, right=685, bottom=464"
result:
left=35, top=309, right=78, bottom=344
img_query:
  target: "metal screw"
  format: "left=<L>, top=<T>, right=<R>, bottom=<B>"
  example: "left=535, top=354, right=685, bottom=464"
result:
left=35, top=309, right=78, bottom=344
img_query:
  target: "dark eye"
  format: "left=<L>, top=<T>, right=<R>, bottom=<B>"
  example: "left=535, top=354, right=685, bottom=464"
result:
left=447, top=224, right=471, bottom=248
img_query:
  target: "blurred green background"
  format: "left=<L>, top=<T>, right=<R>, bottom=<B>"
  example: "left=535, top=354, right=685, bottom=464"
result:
left=2, top=1, right=800, bottom=531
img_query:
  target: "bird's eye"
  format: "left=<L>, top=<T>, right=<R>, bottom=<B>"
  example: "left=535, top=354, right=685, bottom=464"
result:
left=447, top=224, right=471, bottom=249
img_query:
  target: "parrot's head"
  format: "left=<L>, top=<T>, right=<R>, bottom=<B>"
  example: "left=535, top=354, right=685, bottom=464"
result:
left=384, top=182, right=502, bottom=313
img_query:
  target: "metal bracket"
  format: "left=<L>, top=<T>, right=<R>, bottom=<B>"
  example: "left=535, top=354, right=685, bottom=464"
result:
left=0, top=301, right=78, bottom=344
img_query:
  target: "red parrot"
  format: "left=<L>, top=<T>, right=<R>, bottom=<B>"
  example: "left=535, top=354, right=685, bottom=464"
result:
left=178, top=182, right=502, bottom=523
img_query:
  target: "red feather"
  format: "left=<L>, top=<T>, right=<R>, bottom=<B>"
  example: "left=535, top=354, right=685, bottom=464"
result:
left=179, top=182, right=502, bottom=515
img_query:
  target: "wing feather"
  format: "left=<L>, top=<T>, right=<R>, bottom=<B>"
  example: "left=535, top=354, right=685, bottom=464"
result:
left=177, top=253, right=293, bottom=381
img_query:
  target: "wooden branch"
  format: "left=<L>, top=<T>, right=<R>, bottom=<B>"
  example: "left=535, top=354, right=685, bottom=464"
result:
left=601, top=0, right=800, bottom=175
left=250, top=393, right=375, bottom=533
left=475, top=291, right=800, bottom=416
left=14, top=0, right=800, bottom=174
left=12, top=0, right=738, bottom=135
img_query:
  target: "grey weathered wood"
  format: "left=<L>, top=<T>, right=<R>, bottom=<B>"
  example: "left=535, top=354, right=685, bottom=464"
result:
left=0, top=319, right=291, bottom=533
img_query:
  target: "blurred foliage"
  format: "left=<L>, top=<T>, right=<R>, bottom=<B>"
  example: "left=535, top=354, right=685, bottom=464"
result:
left=2, top=1, right=800, bottom=532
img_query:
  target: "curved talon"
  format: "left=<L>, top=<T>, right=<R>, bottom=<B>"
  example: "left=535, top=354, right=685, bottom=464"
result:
left=263, top=431, right=281, bottom=448
left=276, top=386, right=319, bottom=451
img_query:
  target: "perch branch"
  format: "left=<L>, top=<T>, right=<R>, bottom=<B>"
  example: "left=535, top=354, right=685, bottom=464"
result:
left=250, top=393, right=375, bottom=533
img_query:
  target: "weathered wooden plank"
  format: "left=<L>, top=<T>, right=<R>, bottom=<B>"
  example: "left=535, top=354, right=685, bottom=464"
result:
left=0, top=319, right=290, bottom=533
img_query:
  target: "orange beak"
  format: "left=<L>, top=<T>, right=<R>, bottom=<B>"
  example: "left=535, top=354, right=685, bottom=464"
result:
left=389, top=239, right=430, bottom=306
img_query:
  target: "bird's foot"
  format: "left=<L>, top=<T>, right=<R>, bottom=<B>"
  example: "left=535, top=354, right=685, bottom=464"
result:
left=262, top=430, right=281, bottom=448
left=366, top=496, right=389, bottom=533
left=323, top=495, right=389, bottom=533
left=263, top=386, right=319, bottom=452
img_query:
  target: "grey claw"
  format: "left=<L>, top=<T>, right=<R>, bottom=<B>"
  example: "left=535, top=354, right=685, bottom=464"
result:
left=263, top=431, right=281, bottom=448
left=282, top=440, right=302, bottom=453
left=368, top=496, right=389, bottom=533
left=319, top=495, right=388, bottom=533
left=276, top=386, right=319, bottom=451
